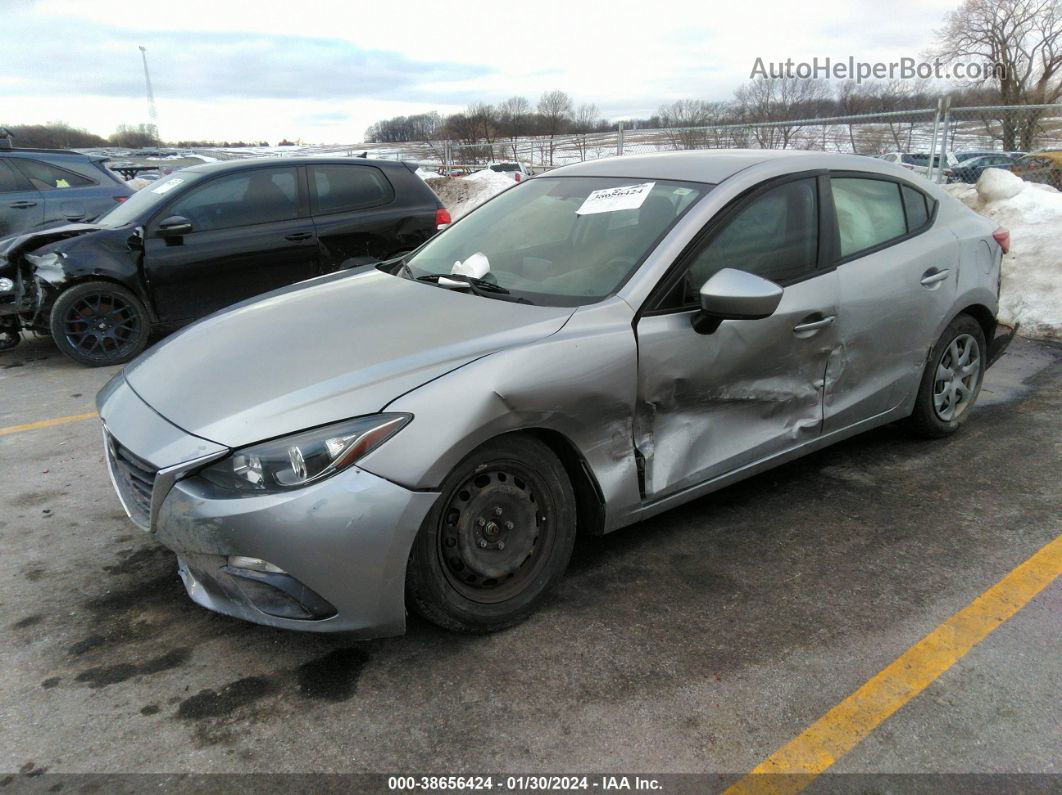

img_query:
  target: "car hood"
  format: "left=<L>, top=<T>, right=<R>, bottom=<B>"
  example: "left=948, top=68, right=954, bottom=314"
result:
left=124, top=268, right=575, bottom=449
left=0, top=222, right=102, bottom=275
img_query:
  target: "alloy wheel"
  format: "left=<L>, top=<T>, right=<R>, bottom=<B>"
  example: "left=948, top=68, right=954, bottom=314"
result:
left=62, top=291, right=141, bottom=360
left=933, top=333, right=981, bottom=422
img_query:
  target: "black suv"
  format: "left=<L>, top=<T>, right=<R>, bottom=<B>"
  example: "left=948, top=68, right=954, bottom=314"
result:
left=0, top=144, right=133, bottom=237
left=0, top=157, right=449, bottom=365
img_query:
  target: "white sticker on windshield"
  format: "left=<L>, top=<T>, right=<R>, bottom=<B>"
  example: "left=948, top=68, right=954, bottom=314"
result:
left=576, top=182, right=655, bottom=215
left=151, top=177, right=184, bottom=195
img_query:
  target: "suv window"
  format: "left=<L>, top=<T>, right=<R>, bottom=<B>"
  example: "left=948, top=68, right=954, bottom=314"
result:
left=11, top=159, right=94, bottom=190
left=690, top=178, right=818, bottom=287
left=0, top=160, right=26, bottom=193
left=310, top=165, right=393, bottom=214
left=167, top=168, right=298, bottom=232
left=831, top=177, right=907, bottom=258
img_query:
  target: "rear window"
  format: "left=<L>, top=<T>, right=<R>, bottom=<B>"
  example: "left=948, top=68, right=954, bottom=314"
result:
left=901, top=185, right=930, bottom=230
left=831, top=177, right=906, bottom=258
left=11, top=158, right=95, bottom=190
left=310, top=164, right=393, bottom=214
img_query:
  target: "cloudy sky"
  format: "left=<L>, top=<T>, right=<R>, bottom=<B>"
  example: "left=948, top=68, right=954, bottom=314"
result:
left=4, top=0, right=959, bottom=144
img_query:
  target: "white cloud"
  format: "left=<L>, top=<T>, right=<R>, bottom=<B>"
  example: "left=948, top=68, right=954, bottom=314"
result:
left=3, top=0, right=960, bottom=143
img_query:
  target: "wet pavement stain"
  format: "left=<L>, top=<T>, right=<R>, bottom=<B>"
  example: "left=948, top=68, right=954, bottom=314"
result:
left=75, top=648, right=191, bottom=689
left=68, top=635, right=105, bottom=656
left=178, top=676, right=274, bottom=720
left=296, top=647, right=370, bottom=702
left=12, top=615, right=42, bottom=629
left=140, top=705, right=160, bottom=716
left=40, top=678, right=60, bottom=689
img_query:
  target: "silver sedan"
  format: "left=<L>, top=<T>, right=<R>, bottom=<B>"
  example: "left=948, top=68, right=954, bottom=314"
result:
left=97, top=150, right=1010, bottom=636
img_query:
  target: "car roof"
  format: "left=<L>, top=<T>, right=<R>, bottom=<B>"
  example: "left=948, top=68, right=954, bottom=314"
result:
left=547, top=149, right=875, bottom=184
left=179, top=156, right=414, bottom=175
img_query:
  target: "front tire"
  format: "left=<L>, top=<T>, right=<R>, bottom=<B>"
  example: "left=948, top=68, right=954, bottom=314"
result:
left=906, top=314, right=986, bottom=438
left=49, top=281, right=150, bottom=367
left=406, top=435, right=576, bottom=633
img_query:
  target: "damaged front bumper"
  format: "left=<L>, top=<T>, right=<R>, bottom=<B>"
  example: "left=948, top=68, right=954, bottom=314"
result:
left=97, top=375, right=439, bottom=636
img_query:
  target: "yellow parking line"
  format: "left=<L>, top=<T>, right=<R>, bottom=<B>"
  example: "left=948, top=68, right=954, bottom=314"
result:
left=725, top=532, right=1062, bottom=795
left=0, top=411, right=99, bottom=437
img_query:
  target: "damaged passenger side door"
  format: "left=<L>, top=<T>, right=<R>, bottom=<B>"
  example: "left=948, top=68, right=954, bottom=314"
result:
left=634, top=174, right=841, bottom=500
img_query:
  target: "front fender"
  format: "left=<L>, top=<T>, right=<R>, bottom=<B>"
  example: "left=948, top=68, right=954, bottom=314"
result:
left=357, top=299, right=644, bottom=532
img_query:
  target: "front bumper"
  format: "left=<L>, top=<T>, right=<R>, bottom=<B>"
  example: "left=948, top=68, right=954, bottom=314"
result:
left=97, top=375, right=439, bottom=636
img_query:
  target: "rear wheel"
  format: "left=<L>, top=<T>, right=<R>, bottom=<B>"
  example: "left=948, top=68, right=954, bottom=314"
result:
left=906, top=314, right=986, bottom=438
left=406, top=435, right=576, bottom=633
left=49, top=281, right=149, bottom=367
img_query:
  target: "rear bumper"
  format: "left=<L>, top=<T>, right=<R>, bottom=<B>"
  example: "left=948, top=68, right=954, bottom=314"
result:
left=987, top=323, right=1019, bottom=369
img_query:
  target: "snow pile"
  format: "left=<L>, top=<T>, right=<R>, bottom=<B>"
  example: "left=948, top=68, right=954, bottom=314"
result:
left=427, top=168, right=516, bottom=220
left=414, top=167, right=441, bottom=182
left=944, top=169, right=1062, bottom=339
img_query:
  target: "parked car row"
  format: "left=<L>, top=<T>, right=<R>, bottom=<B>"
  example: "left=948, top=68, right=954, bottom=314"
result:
left=877, top=148, right=1062, bottom=189
left=92, top=149, right=1011, bottom=638
left=0, top=154, right=450, bottom=362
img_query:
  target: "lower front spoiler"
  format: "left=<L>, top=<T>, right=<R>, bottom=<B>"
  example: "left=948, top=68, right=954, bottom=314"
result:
left=155, top=466, right=439, bottom=636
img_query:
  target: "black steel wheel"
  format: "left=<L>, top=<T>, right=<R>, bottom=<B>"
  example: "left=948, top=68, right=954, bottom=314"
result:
left=406, top=434, right=576, bottom=633
left=49, top=281, right=149, bottom=367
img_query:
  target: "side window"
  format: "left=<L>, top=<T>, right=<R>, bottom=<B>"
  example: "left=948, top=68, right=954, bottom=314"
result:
left=166, top=168, right=298, bottom=232
left=688, top=178, right=818, bottom=290
left=901, top=185, right=930, bottom=231
left=0, top=160, right=27, bottom=193
left=831, top=177, right=906, bottom=259
left=11, top=159, right=94, bottom=190
left=310, top=165, right=393, bottom=214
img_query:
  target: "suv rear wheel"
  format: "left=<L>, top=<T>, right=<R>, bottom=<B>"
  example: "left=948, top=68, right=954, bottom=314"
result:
left=49, top=281, right=149, bottom=367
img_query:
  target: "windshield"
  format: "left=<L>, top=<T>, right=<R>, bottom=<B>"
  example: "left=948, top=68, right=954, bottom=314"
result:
left=95, top=171, right=203, bottom=228
left=405, top=176, right=709, bottom=306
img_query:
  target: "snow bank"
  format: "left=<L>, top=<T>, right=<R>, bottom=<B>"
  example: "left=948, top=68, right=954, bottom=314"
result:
left=944, top=169, right=1062, bottom=340
left=427, top=168, right=516, bottom=220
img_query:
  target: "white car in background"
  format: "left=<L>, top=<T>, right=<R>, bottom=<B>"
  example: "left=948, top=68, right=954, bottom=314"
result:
left=488, top=161, right=532, bottom=181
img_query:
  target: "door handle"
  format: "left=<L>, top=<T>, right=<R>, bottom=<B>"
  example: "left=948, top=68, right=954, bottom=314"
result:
left=284, top=232, right=313, bottom=241
left=920, top=268, right=951, bottom=286
left=793, top=315, right=836, bottom=333
left=8, top=200, right=37, bottom=209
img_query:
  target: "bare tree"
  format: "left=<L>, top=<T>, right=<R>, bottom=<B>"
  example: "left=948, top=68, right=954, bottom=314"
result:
left=657, top=99, right=717, bottom=149
left=734, top=78, right=832, bottom=149
left=537, top=90, right=573, bottom=164
left=498, top=96, right=532, bottom=159
left=935, top=0, right=1062, bottom=147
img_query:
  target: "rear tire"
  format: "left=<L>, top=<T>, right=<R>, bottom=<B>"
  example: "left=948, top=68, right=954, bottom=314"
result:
left=906, top=314, right=986, bottom=438
left=406, top=435, right=576, bottom=633
left=49, top=281, right=150, bottom=367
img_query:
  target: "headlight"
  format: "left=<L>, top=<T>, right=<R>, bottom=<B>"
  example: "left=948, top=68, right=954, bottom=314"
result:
left=200, top=413, right=411, bottom=494
left=0, top=277, right=13, bottom=293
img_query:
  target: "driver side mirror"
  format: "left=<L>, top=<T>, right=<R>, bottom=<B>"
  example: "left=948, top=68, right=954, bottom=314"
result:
left=692, top=268, right=784, bottom=335
left=158, top=215, right=193, bottom=237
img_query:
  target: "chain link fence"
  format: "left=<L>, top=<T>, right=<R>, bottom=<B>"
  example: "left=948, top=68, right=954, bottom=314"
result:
left=438, top=103, right=1062, bottom=190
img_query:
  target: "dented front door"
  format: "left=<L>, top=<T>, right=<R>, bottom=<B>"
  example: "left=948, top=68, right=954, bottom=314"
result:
left=634, top=270, right=840, bottom=500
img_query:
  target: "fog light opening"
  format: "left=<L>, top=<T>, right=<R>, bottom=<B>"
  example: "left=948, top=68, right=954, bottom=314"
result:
left=227, top=556, right=286, bottom=574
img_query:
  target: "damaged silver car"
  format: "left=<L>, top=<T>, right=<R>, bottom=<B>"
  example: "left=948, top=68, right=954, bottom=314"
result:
left=97, top=150, right=1012, bottom=636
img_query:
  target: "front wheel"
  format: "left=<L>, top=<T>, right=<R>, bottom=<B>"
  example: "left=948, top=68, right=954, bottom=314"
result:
left=49, top=281, right=150, bottom=367
left=406, top=435, right=577, bottom=633
left=906, top=314, right=986, bottom=438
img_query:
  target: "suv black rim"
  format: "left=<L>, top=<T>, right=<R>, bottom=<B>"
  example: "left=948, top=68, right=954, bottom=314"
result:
left=437, top=465, right=555, bottom=604
left=63, top=292, right=140, bottom=360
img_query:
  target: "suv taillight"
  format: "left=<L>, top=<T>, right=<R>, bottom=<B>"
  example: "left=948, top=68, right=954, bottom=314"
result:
left=992, top=226, right=1010, bottom=254
left=114, top=196, right=128, bottom=203
left=435, top=207, right=451, bottom=230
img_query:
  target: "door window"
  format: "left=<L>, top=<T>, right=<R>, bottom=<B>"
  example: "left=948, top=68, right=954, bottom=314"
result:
left=11, top=159, right=94, bottom=190
left=310, top=165, right=393, bottom=214
left=166, top=168, right=298, bottom=232
left=0, top=160, right=27, bottom=193
left=677, top=178, right=818, bottom=304
left=831, top=177, right=907, bottom=258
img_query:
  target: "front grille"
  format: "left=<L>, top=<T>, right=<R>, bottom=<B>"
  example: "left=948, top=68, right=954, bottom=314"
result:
left=106, top=432, right=157, bottom=529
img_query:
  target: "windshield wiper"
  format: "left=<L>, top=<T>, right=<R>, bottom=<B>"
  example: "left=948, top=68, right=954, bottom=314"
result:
left=416, top=273, right=511, bottom=294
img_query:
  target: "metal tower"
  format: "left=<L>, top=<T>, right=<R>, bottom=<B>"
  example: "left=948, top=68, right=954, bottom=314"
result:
left=139, top=45, right=159, bottom=140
